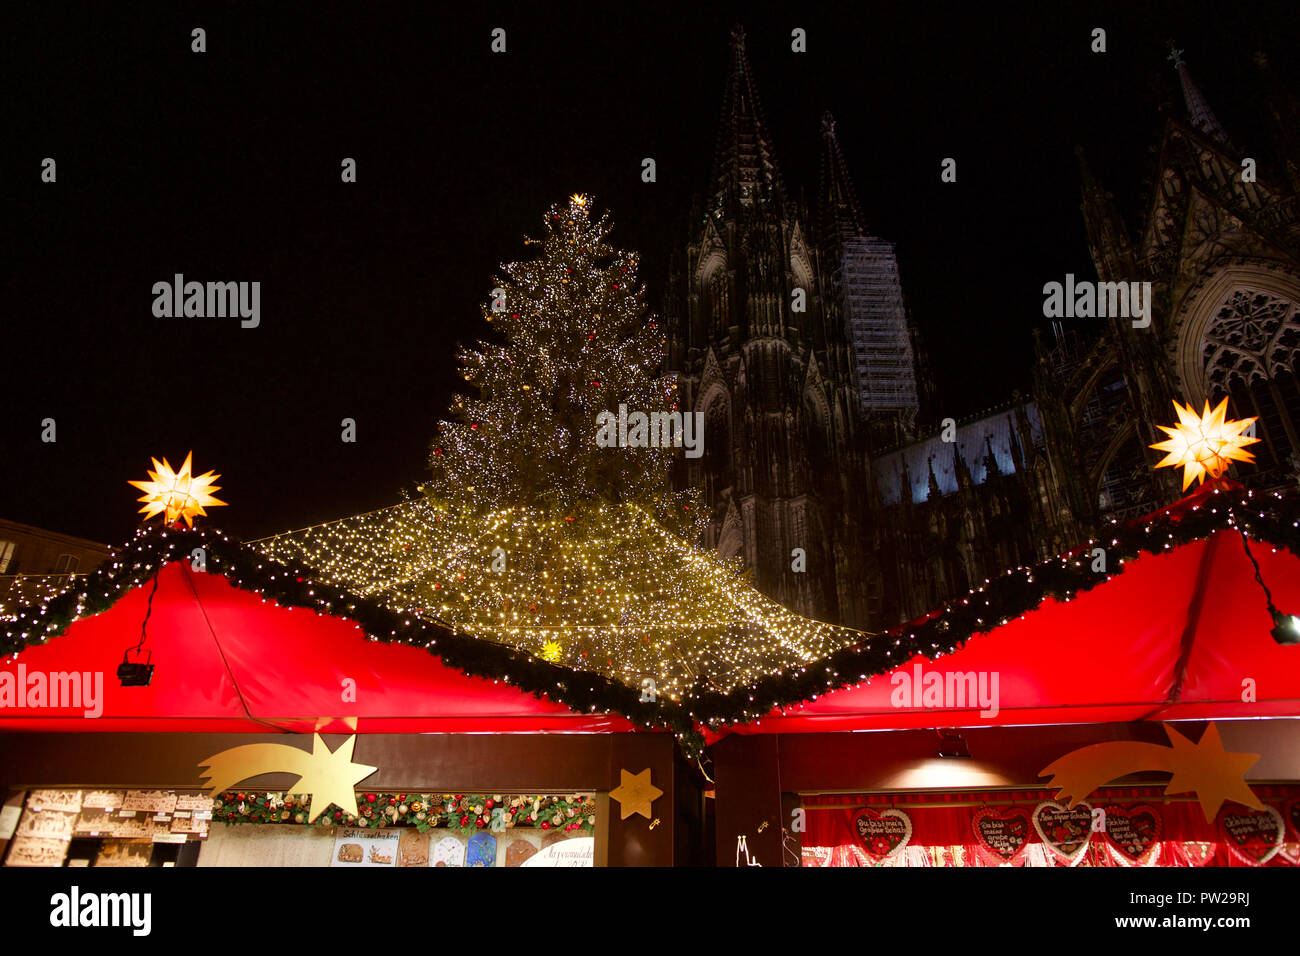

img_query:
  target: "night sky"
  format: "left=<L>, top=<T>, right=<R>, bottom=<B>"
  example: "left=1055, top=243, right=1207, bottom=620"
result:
left=5, top=1, right=1297, bottom=546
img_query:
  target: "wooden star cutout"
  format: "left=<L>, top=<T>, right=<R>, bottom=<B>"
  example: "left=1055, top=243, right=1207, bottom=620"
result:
left=609, top=768, right=662, bottom=821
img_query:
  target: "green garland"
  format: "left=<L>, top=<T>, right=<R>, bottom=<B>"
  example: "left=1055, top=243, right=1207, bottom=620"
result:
left=212, top=791, right=596, bottom=834
left=688, top=485, right=1300, bottom=728
left=6, top=486, right=1297, bottom=744
left=1, top=523, right=702, bottom=753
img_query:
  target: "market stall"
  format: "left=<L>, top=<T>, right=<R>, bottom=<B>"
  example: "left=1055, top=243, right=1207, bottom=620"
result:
left=704, top=483, right=1300, bottom=866
left=0, top=530, right=700, bottom=866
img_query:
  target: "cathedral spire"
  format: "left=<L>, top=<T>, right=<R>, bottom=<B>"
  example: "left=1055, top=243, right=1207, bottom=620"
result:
left=1076, top=146, right=1134, bottom=279
left=710, top=24, right=786, bottom=216
left=818, top=111, right=867, bottom=244
left=1168, top=46, right=1237, bottom=151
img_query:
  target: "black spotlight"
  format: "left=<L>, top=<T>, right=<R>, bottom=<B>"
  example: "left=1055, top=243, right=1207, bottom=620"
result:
left=117, top=648, right=154, bottom=687
left=1270, top=609, right=1300, bottom=646
left=937, top=729, right=971, bottom=759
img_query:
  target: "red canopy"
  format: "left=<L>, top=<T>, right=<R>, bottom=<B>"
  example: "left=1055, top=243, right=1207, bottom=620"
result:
left=0, top=562, right=638, bottom=734
left=711, top=524, right=1300, bottom=739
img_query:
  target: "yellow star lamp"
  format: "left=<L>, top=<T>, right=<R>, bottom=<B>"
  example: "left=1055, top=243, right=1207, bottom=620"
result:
left=129, top=451, right=227, bottom=527
left=1150, top=398, right=1259, bottom=490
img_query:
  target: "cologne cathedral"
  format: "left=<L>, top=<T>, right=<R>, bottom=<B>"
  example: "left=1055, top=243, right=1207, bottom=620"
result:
left=662, top=26, right=1300, bottom=631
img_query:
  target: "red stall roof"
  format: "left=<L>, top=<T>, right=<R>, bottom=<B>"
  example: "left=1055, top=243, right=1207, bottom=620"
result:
left=0, top=561, right=640, bottom=734
left=4, top=484, right=1298, bottom=742
left=707, top=485, right=1300, bottom=740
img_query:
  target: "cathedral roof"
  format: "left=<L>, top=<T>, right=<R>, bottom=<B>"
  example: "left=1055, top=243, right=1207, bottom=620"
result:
left=872, top=403, right=1044, bottom=505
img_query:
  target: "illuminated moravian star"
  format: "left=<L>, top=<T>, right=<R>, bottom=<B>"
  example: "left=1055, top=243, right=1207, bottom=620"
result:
left=1150, top=398, right=1259, bottom=490
left=128, top=451, right=227, bottom=526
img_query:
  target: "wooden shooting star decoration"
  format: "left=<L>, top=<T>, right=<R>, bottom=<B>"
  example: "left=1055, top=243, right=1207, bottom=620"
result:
left=1039, top=722, right=1263, bottom=822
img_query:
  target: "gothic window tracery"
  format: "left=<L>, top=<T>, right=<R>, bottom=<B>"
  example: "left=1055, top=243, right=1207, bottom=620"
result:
left=708, top=271, right=729, bottom=338
left=1203, top=290, right=1300, bottom=391
left=1202, top=288, right=1300, bottom=471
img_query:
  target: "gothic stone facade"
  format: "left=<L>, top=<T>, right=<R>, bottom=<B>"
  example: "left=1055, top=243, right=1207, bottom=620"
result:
left=664, top=29, right=1300, bottom=631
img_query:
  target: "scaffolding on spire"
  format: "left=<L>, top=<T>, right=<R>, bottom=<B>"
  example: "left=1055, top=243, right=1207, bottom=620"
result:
left=840, top=236, right=921, bottom=421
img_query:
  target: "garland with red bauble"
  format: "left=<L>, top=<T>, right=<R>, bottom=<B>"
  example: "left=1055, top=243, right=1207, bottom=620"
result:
left=211, top=791, right=596, bottom=834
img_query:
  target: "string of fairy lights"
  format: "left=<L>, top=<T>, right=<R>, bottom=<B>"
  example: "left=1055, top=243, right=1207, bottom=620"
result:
left=426, top=193, right=693, bottom=516
left=5, top=193, right=1298, bottom=746
left=251, top=497, right=865, bottom=701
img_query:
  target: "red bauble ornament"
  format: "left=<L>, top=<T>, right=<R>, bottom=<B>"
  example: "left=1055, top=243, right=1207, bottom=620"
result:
left=485, top=799, right=494, bottom=809
left=591, top=380, right=601, bottom=387
left=477, top=818, right=486, bottom=828
left=512, top=313, right=519, bottom=319
left=388, top=797, right=397, bottom=806
left=541, top=822, right=550, bottom=830
left=433, top=448, right=442, bottom=455
left=237, top=793, right=246, bottom=801
left=612, top=283, right=620, bottom=289
left=295, top=576, right=304, bottom=583
left=470, top=423, right=479, bottom=429
left=334, top=810, right=342, bottom=820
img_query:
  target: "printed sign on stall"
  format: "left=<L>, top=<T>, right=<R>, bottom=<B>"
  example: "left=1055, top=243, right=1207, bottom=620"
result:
left=331, top=827, right=400, bottom=867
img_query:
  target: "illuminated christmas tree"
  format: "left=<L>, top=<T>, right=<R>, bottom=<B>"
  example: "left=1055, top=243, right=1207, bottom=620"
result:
left=428, top=192, right=694, bottom=524
left=255, top=196, right=864, bottom=698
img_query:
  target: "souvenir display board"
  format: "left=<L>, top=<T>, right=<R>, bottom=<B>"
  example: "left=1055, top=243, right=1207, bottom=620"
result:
left=2, top=789, right=212, bottom=867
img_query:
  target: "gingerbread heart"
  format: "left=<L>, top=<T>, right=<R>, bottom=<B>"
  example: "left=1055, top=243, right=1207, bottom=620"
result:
left=1032, top=801, right=1093, bottom=866
left=1218, top=804, right=1284, bottom=866
left=972, top=806, right=1032, bottom=864
left=851, top=807, right=912, bottom=862
left=1181, top=841, right=1216, bottom=867
left=1102, top=804, right=1162, bottom=864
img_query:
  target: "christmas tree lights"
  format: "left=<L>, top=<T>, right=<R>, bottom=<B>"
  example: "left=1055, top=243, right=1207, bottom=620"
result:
left=253, top=496, right=863, bottom=701
left=252, top=194, right=866, bottom=700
